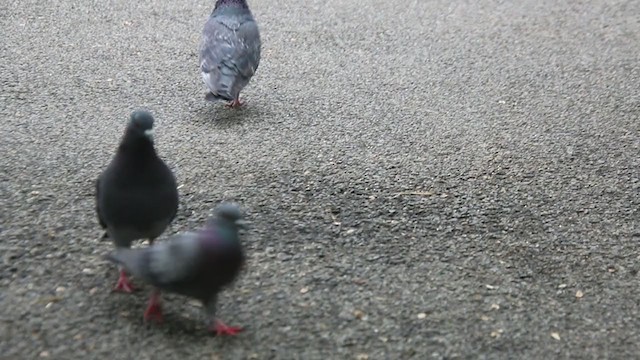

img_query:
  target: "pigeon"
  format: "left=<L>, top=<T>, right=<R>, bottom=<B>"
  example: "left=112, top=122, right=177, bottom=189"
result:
left=199, top=0, right=261, bottom=108
left=106, top=203, right=247, bottom=336
left=96, top=110, right=179, bottom=293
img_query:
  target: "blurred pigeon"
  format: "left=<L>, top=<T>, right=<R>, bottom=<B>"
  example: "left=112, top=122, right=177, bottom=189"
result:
left=96, top=110, right=179, bottom=293
left=106, top=204, right=247, bottom=336
left=199, top=0, right=261, bottom=108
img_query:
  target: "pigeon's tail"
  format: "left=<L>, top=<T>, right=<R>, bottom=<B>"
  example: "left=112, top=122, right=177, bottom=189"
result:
left=205, top=92, right=233, bottom=103
left=104, top=251, right=128, bottom=267
left=202, top=71, right=237, bottom=102
left=104, top=248, right=147, bottom=279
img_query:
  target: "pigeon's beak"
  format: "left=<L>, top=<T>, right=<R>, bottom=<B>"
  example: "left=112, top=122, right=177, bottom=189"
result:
left=235, top=219, right=250, bottom=229
left=144, top=129, right=154, bottom=141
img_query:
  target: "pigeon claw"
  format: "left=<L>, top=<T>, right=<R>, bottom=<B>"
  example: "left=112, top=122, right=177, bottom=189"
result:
left=143, top=293, right=163, bottom=323
left=210, top=320, right=243, bottom=336
left=113, top=270, right=135, bottom=293
left=225, top=99, right=244, bottom=108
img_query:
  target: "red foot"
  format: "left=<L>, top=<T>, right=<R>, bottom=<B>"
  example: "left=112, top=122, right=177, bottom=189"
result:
left=113, top=270, right=135, bottom=293
left=143, top=292, right=163, bottom=323
left=209, top=320, right=243, bottom=336
left=225, top=99, right=244, bottom=108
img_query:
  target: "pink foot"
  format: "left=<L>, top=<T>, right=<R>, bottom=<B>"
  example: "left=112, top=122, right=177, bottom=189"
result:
left=113, top=270, right=135, bottom=293
left=143, top=291, right=163, bottom=323
left=225, top=99, right=244, bottom=108
left=209, top=319, right=243, bottom=336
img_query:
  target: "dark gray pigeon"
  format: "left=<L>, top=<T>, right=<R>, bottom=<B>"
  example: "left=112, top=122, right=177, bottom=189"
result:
left=96, top=110, right=179, bottom=293
left=106, top=203, right=247, bottom=336
left=199, top=0, right=261, bottom=108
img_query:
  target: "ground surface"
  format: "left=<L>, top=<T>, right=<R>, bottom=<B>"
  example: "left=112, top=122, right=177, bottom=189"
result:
left=1, top=0, right=639, bottom=359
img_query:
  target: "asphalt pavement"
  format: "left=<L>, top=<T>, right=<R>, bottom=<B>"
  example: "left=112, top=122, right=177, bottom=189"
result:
left=1, top=0, right=639, bottom=358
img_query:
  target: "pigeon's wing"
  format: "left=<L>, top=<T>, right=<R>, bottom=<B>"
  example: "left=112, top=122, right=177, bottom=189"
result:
left=156, top=163, right=179, bottom=224
left=107, top=232, right=203, bottom=287
left=199, top=16, right=261, bottom=80
left=95, top=176, right=107, bottom=230
left=146, top=232, right=203, bottom=286
left=234, top=18, right=261, bottom=78
left=199, top=18, right=226, bottom=75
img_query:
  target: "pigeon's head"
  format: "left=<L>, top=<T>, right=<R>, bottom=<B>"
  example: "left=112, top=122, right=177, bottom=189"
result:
left=128, top=110, right=155, bottom=141
left=214, top=0, right=249, bottom=11
left=213, top=203, right=248, bottom=229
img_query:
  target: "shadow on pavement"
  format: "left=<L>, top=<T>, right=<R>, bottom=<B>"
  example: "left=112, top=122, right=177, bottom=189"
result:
left=192, top=102, right=266, bottom=128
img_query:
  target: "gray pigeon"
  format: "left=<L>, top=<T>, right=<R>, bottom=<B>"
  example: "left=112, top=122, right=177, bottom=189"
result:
left=106, top=204, right=247, bottom=336
left=199, top=0, right=261, bottom=108
left=96, top=110, right=179, bottom=293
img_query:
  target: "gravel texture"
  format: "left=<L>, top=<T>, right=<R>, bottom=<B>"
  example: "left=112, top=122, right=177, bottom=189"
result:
left=1, top=0, right=639, bottom=358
